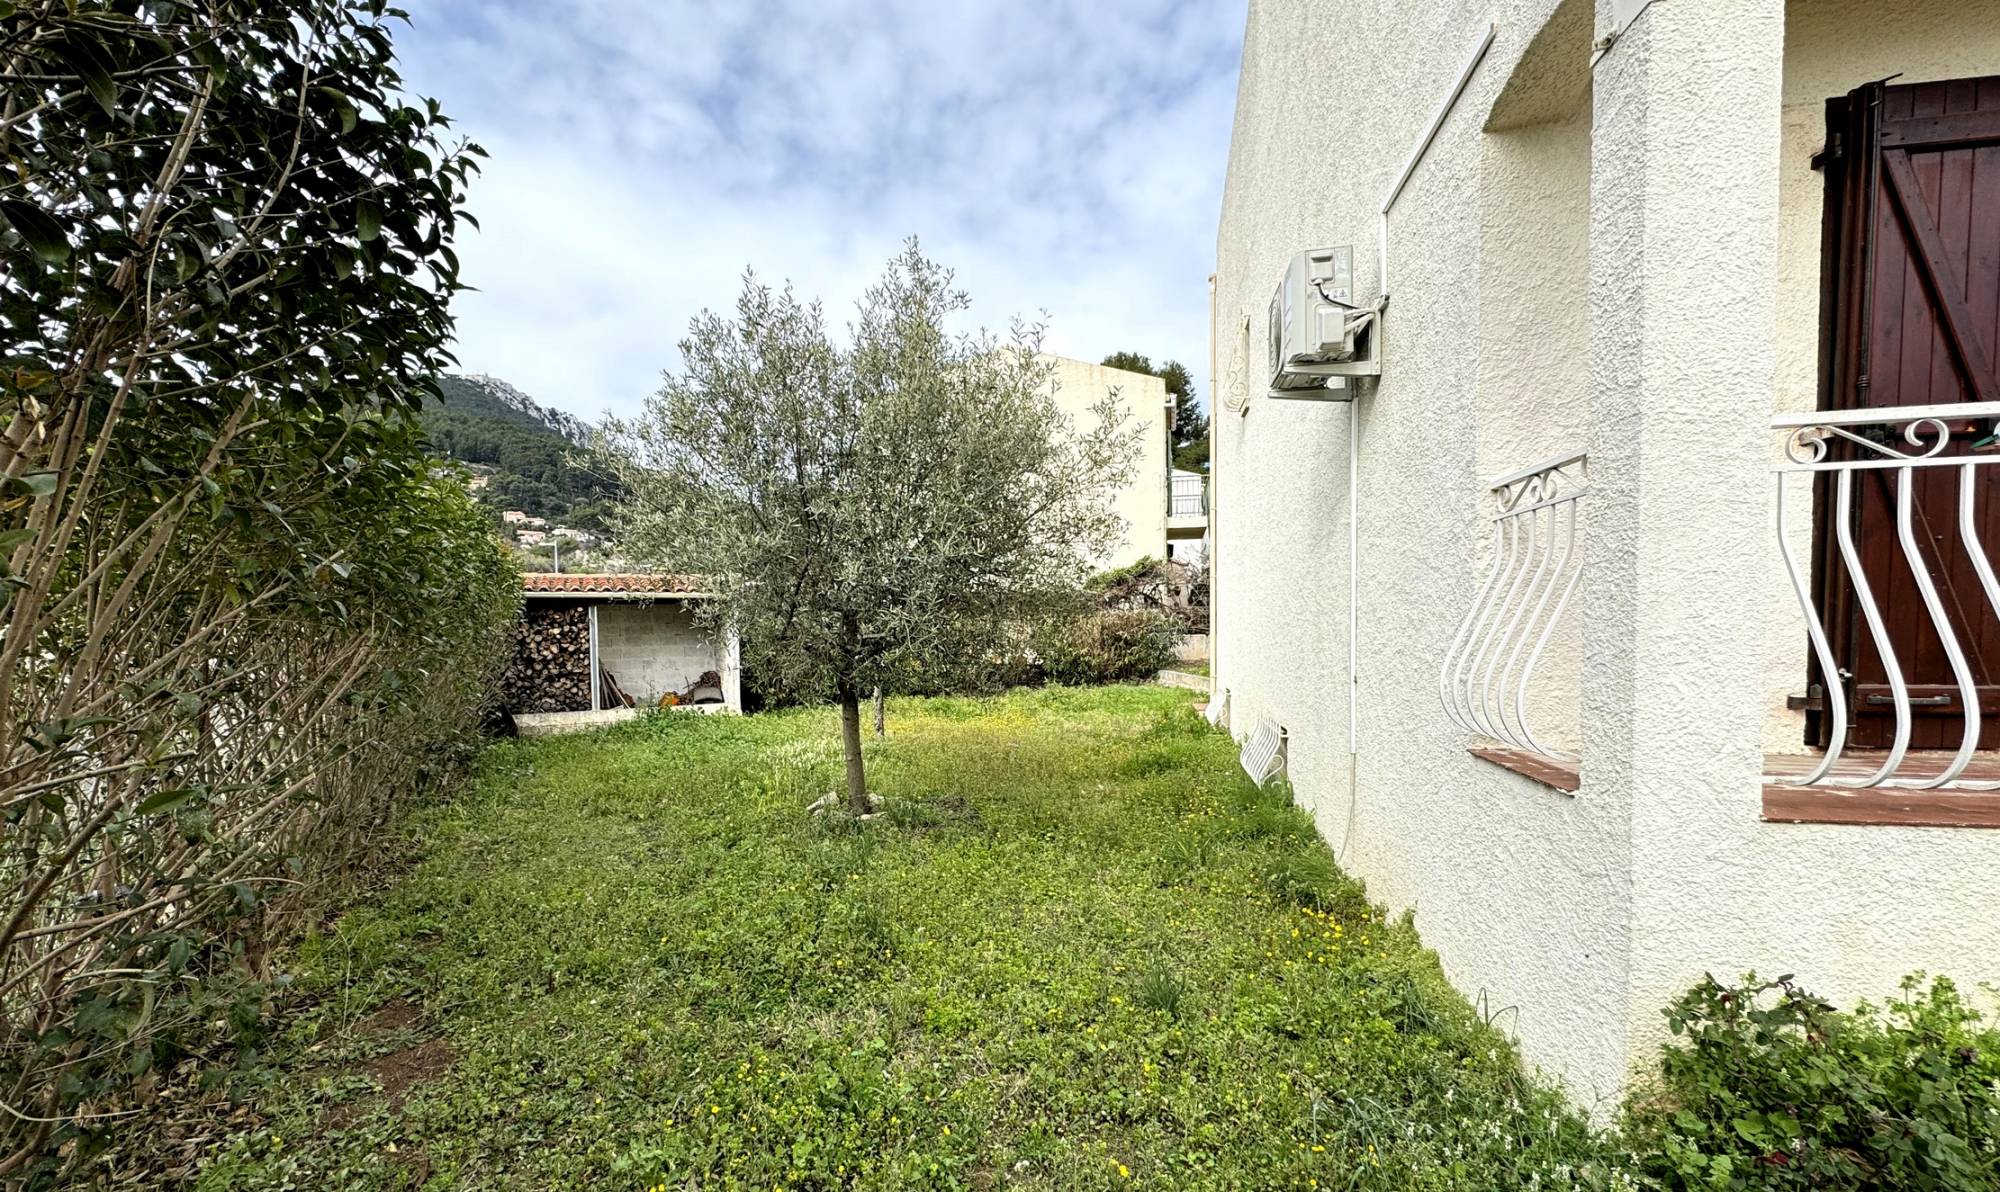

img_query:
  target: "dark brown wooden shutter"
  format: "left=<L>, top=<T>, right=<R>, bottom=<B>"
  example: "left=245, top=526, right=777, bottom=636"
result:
left=1812, top=76, right=2000, bottom=749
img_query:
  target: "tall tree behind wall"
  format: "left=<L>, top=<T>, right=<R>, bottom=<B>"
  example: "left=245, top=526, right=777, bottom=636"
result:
left=1101, top=351, right=1208, bottom=472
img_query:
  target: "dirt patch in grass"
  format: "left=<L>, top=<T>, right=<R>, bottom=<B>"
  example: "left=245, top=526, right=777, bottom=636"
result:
left=927, top=791, right=984, bottom=830
left=319, top=1000, right=453, bottom=1129
left=881, top=789, right=985, bottom=836
left=357, top=998, right=424, bottom=1036
left=362, top=1035, right=453, bottom=1105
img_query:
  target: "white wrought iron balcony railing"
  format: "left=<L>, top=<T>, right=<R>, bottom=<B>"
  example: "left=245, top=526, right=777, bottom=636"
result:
left=1440, top=451, right=1587, bottom=764
left=1170, top=473, right=1207, bottom=519
left=1774, top=402, right=2000, bottom=791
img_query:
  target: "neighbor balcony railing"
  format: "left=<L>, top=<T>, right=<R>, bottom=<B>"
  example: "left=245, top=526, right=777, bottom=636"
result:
left=1440, top=451, right=1587, bottom=763
left=1774, top=402, right=2000, bottom=790
left=1170, top=473, right=1207, bottom=518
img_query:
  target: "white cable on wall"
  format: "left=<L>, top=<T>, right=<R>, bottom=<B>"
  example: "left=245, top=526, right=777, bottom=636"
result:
left=1379, top=22, right=1496, bottom=299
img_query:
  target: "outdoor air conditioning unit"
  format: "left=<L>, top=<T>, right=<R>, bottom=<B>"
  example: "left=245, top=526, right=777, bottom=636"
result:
left=1269, top=246, right=1382, bottom=396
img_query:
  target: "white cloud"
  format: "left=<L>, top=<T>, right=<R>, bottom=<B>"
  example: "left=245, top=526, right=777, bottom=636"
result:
left=393, top=0, right=1244, bottom=421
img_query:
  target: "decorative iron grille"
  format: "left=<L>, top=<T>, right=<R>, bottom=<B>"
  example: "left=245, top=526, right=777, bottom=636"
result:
left=1239, top=716, right=1287, bottom=787
left=1774, top=402, right=2000, bottom=790
left=1440, top=450, right=1588, bottom=763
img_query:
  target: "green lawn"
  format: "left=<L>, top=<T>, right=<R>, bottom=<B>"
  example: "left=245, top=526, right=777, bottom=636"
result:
left=197, top=686, right=1618, bottom=1190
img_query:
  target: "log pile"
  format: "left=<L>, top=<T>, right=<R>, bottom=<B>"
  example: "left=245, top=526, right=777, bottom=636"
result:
left=500, top=605, right=591, bottom=713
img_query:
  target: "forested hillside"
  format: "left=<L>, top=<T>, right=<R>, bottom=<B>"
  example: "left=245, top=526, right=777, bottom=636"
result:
left=423, top=374, right=617, bottom=530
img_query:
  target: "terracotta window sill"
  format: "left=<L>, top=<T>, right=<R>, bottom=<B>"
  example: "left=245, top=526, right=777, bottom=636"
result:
left=1761, top=785, right=2000, bottom=829
left=1468, top=745, right=2000, bottom=827
left=1469, top=746, right=1579, bottom=793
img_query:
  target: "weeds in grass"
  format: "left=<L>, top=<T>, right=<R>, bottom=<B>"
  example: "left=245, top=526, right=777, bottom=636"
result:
left=1228, top=779, right=1317, bottom=843
left=847, top=899, right=896, bottom=951
left=1135, top=967, right=1188, bottom=1018
left=1144, top=702, right=1212, bottom=739
left=1262, top=848, right=1350, bottom=911
left=1154, top=830, right=1214, bottom=886
left=174, top=685, right=1624, bottom=1191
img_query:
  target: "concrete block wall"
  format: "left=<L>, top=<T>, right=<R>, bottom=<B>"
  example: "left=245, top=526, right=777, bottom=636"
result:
left=595, top=602, right=725, bottom=705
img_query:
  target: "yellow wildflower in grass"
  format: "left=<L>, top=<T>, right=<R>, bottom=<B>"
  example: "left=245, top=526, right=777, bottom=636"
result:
left=1118, top=1163, right=1131, bottom=1178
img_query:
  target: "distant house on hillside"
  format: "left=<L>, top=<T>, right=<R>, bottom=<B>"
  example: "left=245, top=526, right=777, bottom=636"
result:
left=1209, top=0, right=2000, bottom=1103
left=501, top=573, right=742, bottom=732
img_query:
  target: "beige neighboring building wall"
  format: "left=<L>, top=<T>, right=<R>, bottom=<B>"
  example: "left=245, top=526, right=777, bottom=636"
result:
left=1045, top=356, right=1170, bottom=571
left=1213, top=0, right=2000, bottom=1107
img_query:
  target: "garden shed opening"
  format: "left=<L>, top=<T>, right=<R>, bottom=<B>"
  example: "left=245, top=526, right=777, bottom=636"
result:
left=500, top=573, right=743, bottom=730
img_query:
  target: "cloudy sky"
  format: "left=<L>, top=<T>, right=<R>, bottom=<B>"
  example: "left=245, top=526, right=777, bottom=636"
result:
left=391, top=0, right=1245, bottom=422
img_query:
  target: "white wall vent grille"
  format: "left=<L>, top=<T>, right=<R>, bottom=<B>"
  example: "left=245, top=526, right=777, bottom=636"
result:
left=1239, top=717, right=1287, bottom=787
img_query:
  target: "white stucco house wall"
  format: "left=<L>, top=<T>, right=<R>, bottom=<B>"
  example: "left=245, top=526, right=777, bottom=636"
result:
left=1211, top=0, right=2000, bottom=1104
left=1045, top=355, right=1172, bottom=571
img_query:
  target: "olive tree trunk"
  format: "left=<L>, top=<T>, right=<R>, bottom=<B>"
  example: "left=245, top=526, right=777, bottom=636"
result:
left=837, top=679, right=869, bottom=814
left=872, top=686, right=885, bottom=737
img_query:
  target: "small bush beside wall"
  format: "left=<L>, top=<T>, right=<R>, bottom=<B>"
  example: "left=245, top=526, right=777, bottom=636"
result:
left=1624, top=973, right=2000, bottom=1191
left=1032, top=608, right=1182, bottom=686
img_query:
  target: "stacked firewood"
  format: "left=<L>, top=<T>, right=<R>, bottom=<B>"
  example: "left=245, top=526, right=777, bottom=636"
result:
left=499, top=605, right=591, bottom=713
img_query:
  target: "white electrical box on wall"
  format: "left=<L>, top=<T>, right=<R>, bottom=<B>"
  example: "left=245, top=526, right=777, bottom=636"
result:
left=1268, top=246, right=1382, bottom=397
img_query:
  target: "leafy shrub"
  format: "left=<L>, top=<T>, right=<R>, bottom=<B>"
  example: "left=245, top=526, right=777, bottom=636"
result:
left=1087, top=554, right=1204, bottom=634
left=1625, top=973, right=2000, bottom=1191
left=0, top=0, right=499, bottom=1177
left=1033, top=608, right=1182, bottom=686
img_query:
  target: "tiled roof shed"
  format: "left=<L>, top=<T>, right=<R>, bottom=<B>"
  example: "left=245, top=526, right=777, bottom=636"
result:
left=520, top=573, right=711, bottom=599
left=503, top=573, right=741, bottom=719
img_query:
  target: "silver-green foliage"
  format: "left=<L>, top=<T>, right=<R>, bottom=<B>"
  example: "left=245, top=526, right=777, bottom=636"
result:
left=598, top=243, right=1138, bottom=808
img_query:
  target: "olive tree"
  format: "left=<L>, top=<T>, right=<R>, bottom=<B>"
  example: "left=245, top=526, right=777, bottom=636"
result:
left=600, top=244, right=1138, bottom=813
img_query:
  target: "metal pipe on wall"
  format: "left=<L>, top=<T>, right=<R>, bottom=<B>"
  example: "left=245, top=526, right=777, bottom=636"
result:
left=1350, top=20, right=1495, bottom=756
left=1348, top=398, right=1359, bottom=756
left=1379, top=22, right=1496, bottom=299
left=1208, top=273, right=1220, bottom=706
